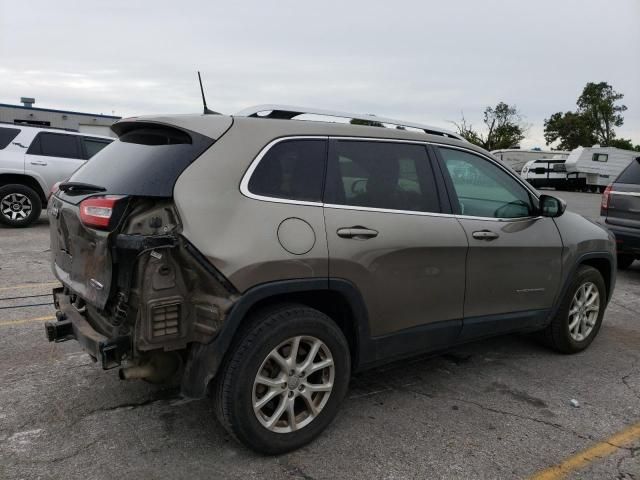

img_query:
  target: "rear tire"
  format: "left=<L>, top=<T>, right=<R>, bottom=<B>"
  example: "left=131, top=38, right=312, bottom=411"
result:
left=617, top=254, right=635, bottom=270
left=0, top=184, right=42, bottom=227
left=213, top=304, right=351, bottom=454
left=542, top=266, right=606, bottom=354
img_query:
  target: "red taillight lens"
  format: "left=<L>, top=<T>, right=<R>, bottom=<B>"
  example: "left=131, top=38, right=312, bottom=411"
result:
left=49, top=181, right=61, bottom=200
left=79, top=196, right=125, bottom=229
left=601, top=184, right=613, bottom=210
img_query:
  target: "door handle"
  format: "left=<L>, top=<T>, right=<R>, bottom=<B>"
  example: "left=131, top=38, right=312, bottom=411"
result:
left=30, top=160, right=48, bottom=166
left=472, top=230, right=499, bottom=240
left=337, top=227, right=379, bottom=239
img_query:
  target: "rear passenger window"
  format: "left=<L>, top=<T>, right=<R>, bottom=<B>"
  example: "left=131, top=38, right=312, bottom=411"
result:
left=325, top=141, right=440, bottom=213
left=82, top=137, right=112, bottom=159
left=0, top=127, right=20, bottom=149
left=248, top=139, right=327, bottom=202
left=617, top=158, right=640, bottom=184
left=28, top=133, right=82, bottom=159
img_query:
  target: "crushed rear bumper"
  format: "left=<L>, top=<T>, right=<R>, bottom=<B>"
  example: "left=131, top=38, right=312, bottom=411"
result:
left=45, top=287, right=131, bottom=369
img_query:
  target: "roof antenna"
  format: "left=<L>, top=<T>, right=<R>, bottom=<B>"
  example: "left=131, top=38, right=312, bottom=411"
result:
left=198, top=71, right=219, bottom=115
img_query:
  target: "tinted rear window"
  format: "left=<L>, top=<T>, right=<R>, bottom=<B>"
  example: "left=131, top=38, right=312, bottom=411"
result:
left=617, top=158, right=640, bottom=184
left=82, top=137, right=112, bottom=159
left=0, top=127, right=20, bottom=149
left=248, top=139, right=327, bottom=202
left=63, top=124, right=213, bottom=202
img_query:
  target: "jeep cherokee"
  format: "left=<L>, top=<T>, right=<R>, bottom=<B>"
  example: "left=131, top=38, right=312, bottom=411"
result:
left=46, top=105, right=616, bottom=454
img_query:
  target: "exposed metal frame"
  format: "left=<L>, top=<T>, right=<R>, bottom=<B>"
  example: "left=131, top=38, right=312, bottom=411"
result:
left=235, top=104, right=465, bottom=142
left=239, top=135, right=543, bottom=223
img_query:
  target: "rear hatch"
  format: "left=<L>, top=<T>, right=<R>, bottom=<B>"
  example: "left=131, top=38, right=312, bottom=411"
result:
left=605, top=157, right=640, bottom=230
left=49, top=116, right=231, bottom=310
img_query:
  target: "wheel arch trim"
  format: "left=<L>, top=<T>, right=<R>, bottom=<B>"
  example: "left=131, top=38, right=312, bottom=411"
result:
left=549, top=251, right=615, bottom=324
left=180, top=277, right=373, bottom=399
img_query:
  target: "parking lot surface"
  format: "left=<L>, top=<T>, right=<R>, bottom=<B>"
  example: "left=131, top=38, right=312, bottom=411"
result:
left=0, top=191, right=638, bottom=480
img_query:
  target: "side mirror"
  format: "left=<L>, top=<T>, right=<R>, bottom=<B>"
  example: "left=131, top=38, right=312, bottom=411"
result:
left=539, top=194, right=566, bottom=217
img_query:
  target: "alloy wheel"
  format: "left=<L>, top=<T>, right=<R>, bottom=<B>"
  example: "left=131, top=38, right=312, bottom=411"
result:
left=568, top=281, right=600, bottom=342
left=252, top=335, right=335, bottom=433
left=1, top=193, right=33, bottom=222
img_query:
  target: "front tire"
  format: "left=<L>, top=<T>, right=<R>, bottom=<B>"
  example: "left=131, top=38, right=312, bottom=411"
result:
left=0, top=184, right=42, bottom=227
left=214, top=304, right=351, bottom=454
left=542, top=266, right=606, bottom=353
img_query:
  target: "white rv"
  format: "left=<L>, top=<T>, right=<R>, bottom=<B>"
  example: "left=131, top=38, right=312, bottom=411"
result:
left=491, top=148, right=570, bottom=173
left=564, top=146, right=640, bottom=192
left=520, top=157, right=587, bottom=190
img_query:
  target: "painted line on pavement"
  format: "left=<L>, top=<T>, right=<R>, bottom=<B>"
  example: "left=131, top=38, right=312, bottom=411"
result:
left=0, top=315, right=55, bottom=327
left=529, top=421, right=640, bottom=480
left=0, top=282, right=59, bottom=292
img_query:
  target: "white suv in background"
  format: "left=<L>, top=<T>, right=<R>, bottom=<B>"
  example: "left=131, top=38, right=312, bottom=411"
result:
left=0, top=123, right=113, bottom=227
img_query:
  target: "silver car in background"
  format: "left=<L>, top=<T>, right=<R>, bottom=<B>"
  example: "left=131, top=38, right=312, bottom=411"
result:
left=0, top=124, right=112, bottom=227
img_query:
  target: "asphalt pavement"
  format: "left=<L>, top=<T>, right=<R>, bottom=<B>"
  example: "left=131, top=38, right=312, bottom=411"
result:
left=0, top=191, right=638, bottom=480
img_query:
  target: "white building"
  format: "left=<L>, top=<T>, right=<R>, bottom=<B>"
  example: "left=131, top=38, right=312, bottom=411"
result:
left=0, top=97, right=120, bottom=137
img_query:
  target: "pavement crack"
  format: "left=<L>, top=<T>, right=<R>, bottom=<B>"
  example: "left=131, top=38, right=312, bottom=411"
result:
left=621, top=360, right=640, bottom=401
left=404, top=387, right=593, bottom=442
left=277, top=460, right=316, bottom=480
left=49, top=438, right=100, bottom=463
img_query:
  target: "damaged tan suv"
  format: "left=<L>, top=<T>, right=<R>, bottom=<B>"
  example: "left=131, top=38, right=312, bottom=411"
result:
left=47, top=105, right=616, bottom=454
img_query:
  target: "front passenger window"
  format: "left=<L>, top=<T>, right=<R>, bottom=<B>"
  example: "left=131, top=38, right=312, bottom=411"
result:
left=439, top=147, right=533, bottom=219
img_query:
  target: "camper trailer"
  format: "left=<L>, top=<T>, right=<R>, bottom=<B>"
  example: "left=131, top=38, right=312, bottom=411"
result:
left=565, top=146, right=639, bottom=192
left=491, top=148, right=570, bottom=173
left=520, top=157, right=587, bottom=190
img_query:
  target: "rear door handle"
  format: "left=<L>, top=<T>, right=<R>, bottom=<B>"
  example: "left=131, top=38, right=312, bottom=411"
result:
left=337, top=227, right=379, bottom=239
left=472, top=230, right=499, bottom=240
left=30, top=160, right=48, bottom=166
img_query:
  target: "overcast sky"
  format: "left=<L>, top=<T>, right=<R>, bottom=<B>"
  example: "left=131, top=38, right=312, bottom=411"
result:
left=1, top=0, right=638, bottom=148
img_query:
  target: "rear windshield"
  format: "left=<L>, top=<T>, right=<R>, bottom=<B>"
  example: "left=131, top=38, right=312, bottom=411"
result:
left=617, top=158, right=640, bottom=185
left=0, top=127, right=20, bottom=149
left=63, top=124, right=213, bottom=201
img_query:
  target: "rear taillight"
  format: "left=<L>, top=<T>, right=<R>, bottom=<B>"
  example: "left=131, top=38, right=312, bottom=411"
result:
left=49, top=181, right=61, bottom=200
left=79, top=195, right=125, bottom=229
left=601, top=184, right=613, bottom=211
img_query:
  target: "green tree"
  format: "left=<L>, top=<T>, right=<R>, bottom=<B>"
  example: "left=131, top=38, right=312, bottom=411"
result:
left=350, top=118, right=384, bottom=127
left=452, top=102, right=526, bottom=150
left=543, top=111, right=597, bottom=150
left=608, top=138, right=640, bottom=151
left=544, top=82, right=630, bottom=149
left=577, top=82, right=627, bottom=145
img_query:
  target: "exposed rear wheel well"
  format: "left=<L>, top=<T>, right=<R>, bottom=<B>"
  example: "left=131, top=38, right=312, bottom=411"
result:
left=0, top=174, right=47, bottom=203
left=242, top=290, right=360, bottom=367
left=580, top=258, right=611, bottom=299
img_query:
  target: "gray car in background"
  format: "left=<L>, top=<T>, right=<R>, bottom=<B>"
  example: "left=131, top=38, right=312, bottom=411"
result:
left=46, top=105, right=616, bottom=454
left=601, top=156, right=640, bottom=269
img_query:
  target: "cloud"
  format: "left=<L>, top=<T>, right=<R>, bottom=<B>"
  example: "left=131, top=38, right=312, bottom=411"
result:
left=1, top=0, right=638, bottom=148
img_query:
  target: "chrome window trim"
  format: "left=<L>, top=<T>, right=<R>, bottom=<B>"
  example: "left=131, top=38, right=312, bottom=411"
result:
left=611, top=191, right=640, bottom=197
left=239, top=135, right=327, bottom=207
left=240, top=135, right=542, bottom=222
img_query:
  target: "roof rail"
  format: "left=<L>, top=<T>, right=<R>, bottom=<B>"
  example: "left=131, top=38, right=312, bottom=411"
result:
left=235, top=104, right=465, bottom=141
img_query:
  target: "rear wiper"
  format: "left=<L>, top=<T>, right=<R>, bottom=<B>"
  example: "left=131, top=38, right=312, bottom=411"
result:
left=59, top=181, right=107, bottom=193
